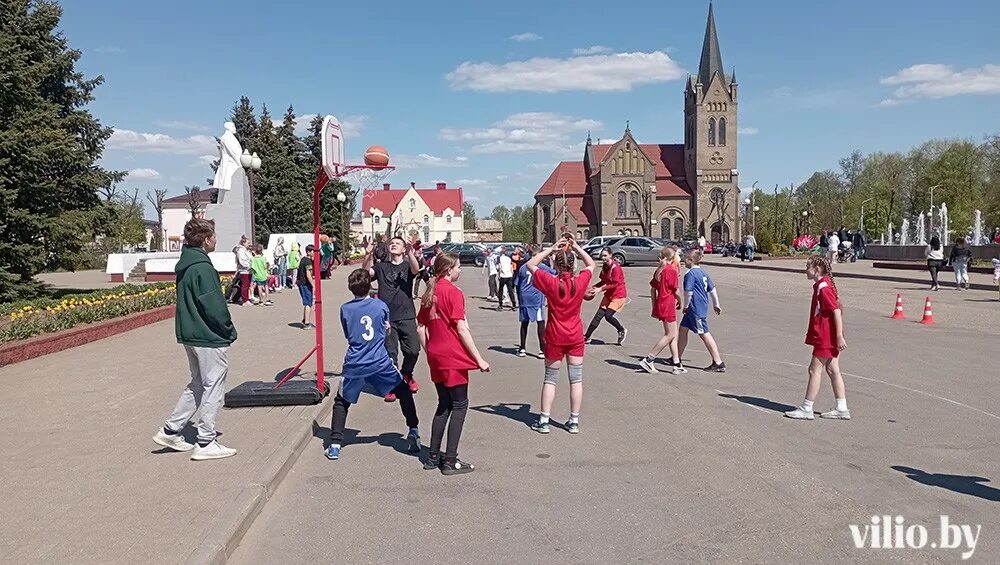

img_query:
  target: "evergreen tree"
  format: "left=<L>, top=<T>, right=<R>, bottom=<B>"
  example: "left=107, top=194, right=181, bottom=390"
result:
left=230, top=96, right=258, bottom=150
left=0, top=0, right=125, bottom=301
left=463, top=201, right=476, bottom=230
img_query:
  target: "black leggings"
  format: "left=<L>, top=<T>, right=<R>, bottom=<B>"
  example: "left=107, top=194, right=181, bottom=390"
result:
left=497, top=277, right=516, bottom=308
left=520, top=320, right=545, bottom=351
left=329, top=380, right=419, bottom=444
left=928, top=259, right=943, bottom=287
left=429, top=382, right=469, bottom=459
left=385, top=318, right=420, bottom=377
left=585, top=307, right=624, bottom=339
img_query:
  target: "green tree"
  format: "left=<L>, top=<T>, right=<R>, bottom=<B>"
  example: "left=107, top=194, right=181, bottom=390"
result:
left=463, top=201, right=476, bottom=230
left=491, top=206, right=512, bottom=230
left=0, top=0, right=124, bottom=301
left=231, top=96, right=258, bottom=150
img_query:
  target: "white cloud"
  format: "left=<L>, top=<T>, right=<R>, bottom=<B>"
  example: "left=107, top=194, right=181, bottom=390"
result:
left=197, top=155, right=217, bottom=165
left=154, top=120, right=208, bottom=132
left=108, top=129, right=218, bottom=155
left=880, top=64, right=1000, bottom=103
left=737, top=127, right=759, bottom=135
left=465, top=195, right=482, bottom=202
left=127, top=168, right=161, bottom=180
left=447, top=51, right=685, bottom=93
left=392, top=153, right=469, bottom=169
left=455, top=156, right=469, bottom=162
left=509, top=32, right=541, bottom=42
left=455, top=178, right=489, bottom=187
left=496, top=175, right=509, bottom=180
left=440, top=112, right=600, bottom=156
left=283, top=113, right=367, bottom=138
left=572, top=46, right=612, bottom=55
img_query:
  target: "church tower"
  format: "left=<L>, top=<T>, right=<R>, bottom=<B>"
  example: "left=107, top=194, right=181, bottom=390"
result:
left=684, top=2, right=739, bottom=242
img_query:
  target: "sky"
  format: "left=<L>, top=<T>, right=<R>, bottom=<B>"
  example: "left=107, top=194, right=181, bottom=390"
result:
left=60, top=0, right=1000, bottom=219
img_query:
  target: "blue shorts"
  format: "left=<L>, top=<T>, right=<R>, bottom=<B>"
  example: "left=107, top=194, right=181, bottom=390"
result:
left=518, top=306, right=545, bottom=323
left=680, top=311, right=709, bottom=334
left=253, top=278, right=267, bottom=285
left=340, top=358, right=401, bottom=404
left=298, top=284, right=314, bottom=306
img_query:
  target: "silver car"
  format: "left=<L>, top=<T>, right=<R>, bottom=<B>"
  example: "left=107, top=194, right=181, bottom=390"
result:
left=589, top=236, right=662, bottom=266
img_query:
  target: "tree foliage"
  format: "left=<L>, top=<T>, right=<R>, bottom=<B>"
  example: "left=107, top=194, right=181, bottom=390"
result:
left=0, top=0, right=125, bottom=301
left=488, top=205, right=533, bottom=242
left=463, top=201, right=476, bottom=230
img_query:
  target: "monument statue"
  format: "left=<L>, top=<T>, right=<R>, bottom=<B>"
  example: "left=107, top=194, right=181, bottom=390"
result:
left=205, top=122, right=252, bottom=248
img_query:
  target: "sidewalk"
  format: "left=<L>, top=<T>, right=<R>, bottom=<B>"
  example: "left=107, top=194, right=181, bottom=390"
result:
left=0, top=269, right=352, bottom=564
left=703, top=256, right=999, bottom=291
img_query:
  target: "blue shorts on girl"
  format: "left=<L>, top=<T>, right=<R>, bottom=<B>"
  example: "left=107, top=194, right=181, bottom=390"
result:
left=338, top=296, right=402, bottom=403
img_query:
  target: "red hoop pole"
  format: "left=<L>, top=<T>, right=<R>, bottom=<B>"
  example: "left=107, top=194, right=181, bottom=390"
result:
left=274, top=344, right=317, bottom=389
left=313, top=167, right=330, bottom=393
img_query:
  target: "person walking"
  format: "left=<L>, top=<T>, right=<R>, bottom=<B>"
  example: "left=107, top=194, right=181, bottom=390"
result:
left=274, top=237, right=288, bottom=289
left=482, top=247, right=499, bottom=301
left=743, top=233, right=757, bottom=262
left=926, top=235, right=945, bottom=291
left=152, top=218, right=238, bottom=460
left=234, top=236, right=253, bottom=306
left=640, top=247, right=685, bottom=374
left=287, top=241, right=301, bottom=288
left=250, top=244, right=272, bottom=306
left=827, top=230, right=840, bottom=263
left=496, top=247, right=517, bottom=311
left=948, top=237, right=973, bottom=290
left=583, top=248, right=628, bottom=345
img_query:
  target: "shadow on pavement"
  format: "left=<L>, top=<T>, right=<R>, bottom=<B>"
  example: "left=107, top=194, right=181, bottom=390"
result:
left=471, top=402, right=536, bottom=428
left=287, top=322, right=305, bottom=329
left=717, top=393, right=796, bottom=413
left=488, top=345, right=521, bottom=356
left=965, top=298, right=1000, bottom=303
left=311, top=422, right=419, bottom=457
left=605, top=358, right=643, bottom=371
left=891, top=466, right=1000, bottom=502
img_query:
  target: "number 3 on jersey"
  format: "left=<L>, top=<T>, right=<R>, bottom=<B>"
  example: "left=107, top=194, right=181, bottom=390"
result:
left=360, top=315, right=374, bottom=341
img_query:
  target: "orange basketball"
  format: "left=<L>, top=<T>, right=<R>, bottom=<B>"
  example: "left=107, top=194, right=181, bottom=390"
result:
left=364, top=145, right=390, bottom=168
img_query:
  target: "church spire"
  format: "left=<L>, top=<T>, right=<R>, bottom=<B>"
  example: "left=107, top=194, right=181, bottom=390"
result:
left=697, top=2, right=725, bottom=87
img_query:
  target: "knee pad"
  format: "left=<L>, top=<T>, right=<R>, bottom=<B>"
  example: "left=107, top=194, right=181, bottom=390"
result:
left=568, top=363, right=583, bottom=384
left=543, top=365, right=559, bottom=385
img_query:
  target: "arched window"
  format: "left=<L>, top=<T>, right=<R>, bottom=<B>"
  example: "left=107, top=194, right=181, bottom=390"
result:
left=542, top=205, right=551, bottom=225
left=422, top=214, right=429, bottom=224
left=374, top=215, right=381, bottom=225
left=423, top=226, right=430, bottom=242
left=617, top=229, right=624, bottom=236
left=446, top=215, right=452, bottom=224
left=718, top=118, right=727, bottom=146
left=674, top=217, right=684, bottom=239
left=576, top=231, right=583, bottom=240
left=661, top=217, right=670, bottom=239
left=708, top=118, right=716, bottom=146
left=630, top=191, right=640, bottom=218
left=409, top=198, right=416, bottom=212
left=617, top=191, right=627, bottom=217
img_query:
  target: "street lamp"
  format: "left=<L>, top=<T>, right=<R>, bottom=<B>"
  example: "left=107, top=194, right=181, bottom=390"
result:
left=368, top=206, right=377, bottom=241
left=859, top=197, right=875, bottom=232
left=240, top=149, right=262, bottom=242
left=336, top=191, right=346, bottom=261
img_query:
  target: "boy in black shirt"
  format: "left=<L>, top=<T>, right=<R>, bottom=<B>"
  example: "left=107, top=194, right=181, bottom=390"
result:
left=297, top=244, right=316, bottom=328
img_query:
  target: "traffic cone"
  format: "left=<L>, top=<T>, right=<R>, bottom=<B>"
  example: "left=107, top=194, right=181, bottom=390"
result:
left=890, top=294, right=906, bottom=319
left=919, top=296, right=935, bottom=325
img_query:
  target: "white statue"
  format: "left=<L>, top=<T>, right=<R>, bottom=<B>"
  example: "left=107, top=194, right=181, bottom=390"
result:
left=212, top=122, right=242, bottom=194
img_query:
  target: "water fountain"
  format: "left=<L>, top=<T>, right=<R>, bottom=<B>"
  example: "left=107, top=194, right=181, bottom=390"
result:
left=916, top=212, right=926, bottom=245
left=887, top=223, right=894, bottom=245
left=939, top=202, right=950, bottom=245
left=974, top=209, right=983, bottom=245
left=900, top=218, right=910, bottom=245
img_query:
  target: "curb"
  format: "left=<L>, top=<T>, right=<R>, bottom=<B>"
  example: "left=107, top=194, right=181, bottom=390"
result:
left=702, top=259, right=998, bottom=291
left=183, top=399, right=328, bottom=565
left=0, top=305, right=174, bottom=367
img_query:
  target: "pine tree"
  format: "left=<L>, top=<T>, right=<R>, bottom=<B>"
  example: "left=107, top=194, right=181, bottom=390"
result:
left=0, top=1, right=125, bottom=300
left=231, top=96, right=258, bottom=150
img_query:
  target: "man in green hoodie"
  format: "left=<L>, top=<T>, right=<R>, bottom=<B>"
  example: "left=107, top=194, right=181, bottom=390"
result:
left=152, top=218, right=239, bottom=461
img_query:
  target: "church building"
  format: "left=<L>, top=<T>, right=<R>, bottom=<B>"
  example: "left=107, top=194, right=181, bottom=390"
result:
left=534, top=4, right=740, bottom=245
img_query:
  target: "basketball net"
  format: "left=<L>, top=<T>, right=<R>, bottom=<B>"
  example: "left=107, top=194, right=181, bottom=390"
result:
left=344, top=166, right=395, bottom=192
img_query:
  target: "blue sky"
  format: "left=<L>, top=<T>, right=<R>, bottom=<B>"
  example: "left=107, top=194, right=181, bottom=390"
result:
left=62, top=0, right=1000, bottom=219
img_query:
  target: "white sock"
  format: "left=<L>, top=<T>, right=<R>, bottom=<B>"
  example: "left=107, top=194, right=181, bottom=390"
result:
left=331, top=443, right=341, bottom=449
left=835, top=398, right=848, bottom=412
left=568, top=413, right=580, bottom=424
left=802, top=399, right=815, bottom=412
left=539, top=413, right=550, bottom=424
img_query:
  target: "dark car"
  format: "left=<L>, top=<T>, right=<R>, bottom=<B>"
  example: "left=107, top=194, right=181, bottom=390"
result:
left=439, top=242, right=487, bottom=267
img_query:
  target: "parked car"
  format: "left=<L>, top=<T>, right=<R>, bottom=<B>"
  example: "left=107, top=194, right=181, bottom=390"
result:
left=440, top=242, right=487, bottom=266
left=580, top=235, right=620, bottom=249
left=588, top=236, right=662, bottom=265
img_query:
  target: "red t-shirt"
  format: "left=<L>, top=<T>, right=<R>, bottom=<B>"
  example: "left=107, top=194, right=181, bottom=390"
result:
left=650, top=264, right=679, bottom=320
left=805, top=276, right=841, bottom=348
left=532, top=269, right=593, bottom=346
left=417, top=277, right=478, bottom=380
left=597, top=263, right=627, bottom=300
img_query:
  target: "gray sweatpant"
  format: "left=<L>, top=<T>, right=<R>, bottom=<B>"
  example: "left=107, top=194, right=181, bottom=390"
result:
left=164, top=345, right=229, bottom=445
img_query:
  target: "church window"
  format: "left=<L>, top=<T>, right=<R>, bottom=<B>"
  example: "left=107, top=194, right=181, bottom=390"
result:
left=423, top=226, right=430, bottom=242
left=543, top=205, right=551, bottom=225
left=374, top=215, right=381, bottom=225
left=718, top=118, right=727, bottom=146
left=446, top=215, right=452, bottom=224
left=409, top=198, right=416, bottom=212
left=708, top=118, right=716, bottom=146
left=630, top=191, right=640, bottom=218
left=423, top=214, right=429, bottom=224
left=617, top=191, right=627, bottom=217
left=674, top=217, right=684, bottom=239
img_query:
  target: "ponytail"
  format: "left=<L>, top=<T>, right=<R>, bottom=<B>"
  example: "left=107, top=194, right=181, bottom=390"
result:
left=421, top=252, right=460, bottom=309
left=806, top=255, right=839, bottom=300
left=552, top=249, right=577, bottom=298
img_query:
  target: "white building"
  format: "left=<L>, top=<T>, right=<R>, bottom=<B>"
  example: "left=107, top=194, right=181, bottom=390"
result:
left=159, top=190, right=216, bottom=251
left=360, top=182, right=465, bottom=244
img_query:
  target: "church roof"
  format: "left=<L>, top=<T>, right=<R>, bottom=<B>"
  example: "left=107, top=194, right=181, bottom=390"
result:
left=556, top=196, right=597, bottom=226
left=535, top=161, right=588, bottom=197
left=362, top=183, right=463, bottom=216
left=591, top=143, right=686, bottom=179
left=534, top=144, right=691, bottom=201
left=162, top=188, right=217, bottom=207
left=697, top=3, right=726, bottom=87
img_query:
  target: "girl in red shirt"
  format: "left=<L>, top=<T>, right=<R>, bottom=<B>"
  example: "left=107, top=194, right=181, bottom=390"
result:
left=785, top=256, right=851, bottom=421
left=526, top=237, right=596, bottom=434
left=417, top=252, right=491, bottom=475
left=639, top=247, right=687, bottom=374
left=583, top=248, right=629, bottom=345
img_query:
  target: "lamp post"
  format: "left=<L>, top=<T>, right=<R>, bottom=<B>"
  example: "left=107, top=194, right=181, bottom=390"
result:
left=336, top=191, right=346, bottom=262
left=240, top=149, right=262, bottom=242
left=926, top=184, right=941, bottom=235
left=859, top=197, right=875, bottom=232
left=368, top=207, right=376, bottom=241
left=801, top=210, right=810, bottom=235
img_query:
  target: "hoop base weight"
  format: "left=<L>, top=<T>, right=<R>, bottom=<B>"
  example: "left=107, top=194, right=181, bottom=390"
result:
left=223, top=379, right=330, bottom=407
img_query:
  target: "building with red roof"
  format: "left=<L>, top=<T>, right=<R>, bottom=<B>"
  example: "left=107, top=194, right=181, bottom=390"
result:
left=361, top=181, right=465, bottom=244
left=534, top=4, right=740, bottom=245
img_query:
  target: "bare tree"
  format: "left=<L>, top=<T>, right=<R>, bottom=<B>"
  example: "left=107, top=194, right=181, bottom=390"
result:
left=146, top=188, right=167, bottom=251
left=184, top=186, right=203, bottom=217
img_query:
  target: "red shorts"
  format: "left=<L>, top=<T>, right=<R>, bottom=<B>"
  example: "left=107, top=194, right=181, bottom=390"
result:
left=430, top=368, right=470, bottom=387
left=544, top=342, right=585, bottom=361
left=655, top=309, right=678, bottom=323
left=811, top=346, right=840, bottom=359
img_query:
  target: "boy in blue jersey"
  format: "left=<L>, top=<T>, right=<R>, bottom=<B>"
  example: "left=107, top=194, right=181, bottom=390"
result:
left=678, top=249, right=727, bottom=372
left=514, top=251, right=555, bottom=358
left=325, top=269, right=421, bottom=460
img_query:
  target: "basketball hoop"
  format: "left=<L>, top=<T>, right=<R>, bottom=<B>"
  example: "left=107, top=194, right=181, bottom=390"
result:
left=343, top=165, right=396, bottom=191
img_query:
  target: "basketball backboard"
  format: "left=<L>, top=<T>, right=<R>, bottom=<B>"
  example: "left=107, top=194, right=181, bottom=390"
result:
left=321, top=115, right=345, bottom=177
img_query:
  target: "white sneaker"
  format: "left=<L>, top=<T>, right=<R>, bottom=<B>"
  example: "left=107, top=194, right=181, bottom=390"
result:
left=784, top=407, right=815, bottom=420
left=639, top=358, right=659, bottom=374
left=191, top=440, right=237, bottom=461
left=671, top=364, right=689, bottom=375
left=152, top=429, right=194, bottom=452
left=820, top=408, right=851, bottom=420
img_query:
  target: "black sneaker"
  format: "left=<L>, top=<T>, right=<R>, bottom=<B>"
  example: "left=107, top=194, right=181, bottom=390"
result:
left=617, top=328, right=628, bottom=345
left=705, top=361, right=727, bottom=373
left=423, top=453, right=441, bottom=470
left=441, top=458, right=475, bottom=475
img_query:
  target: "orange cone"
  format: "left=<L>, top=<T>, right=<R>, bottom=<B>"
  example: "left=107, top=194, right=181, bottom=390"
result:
left=890, top=294, right=906, bottom=319
left=920, top=296, right=935, bottom=325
